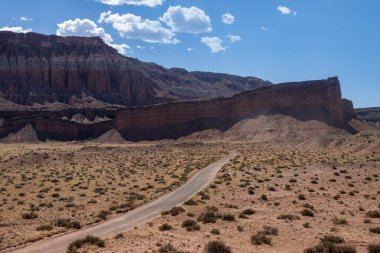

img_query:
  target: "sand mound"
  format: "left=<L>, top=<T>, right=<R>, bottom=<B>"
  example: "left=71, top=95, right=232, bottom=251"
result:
left=70, top=113, right=87, bottom=123
left=178, top=129, right=222, bottom=141
left=93, top=129, right=127, bottom=144
left=222, top=115, right=346, bottom=142
left=1, top=124, right=39, bottom=143
left=349, top=119, right=380, bottom=132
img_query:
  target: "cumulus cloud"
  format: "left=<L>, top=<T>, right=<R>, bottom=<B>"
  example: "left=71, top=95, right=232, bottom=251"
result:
left=97, top=0, right=163, bottom=7
left=221, top=13, right=234, bottom=24
left=227, top=34, right=241, bottom=42
left=20, top=16, right=32, bottom=21
left=160, top=6, right=212, bottom=33
left=0, top=26, right=32, bottom=33
left=277, top=6, right=296, bottom=15
left=99, top=11, right=179, bottom=44
left=201, top=36, right=226, bottom=53
left=260, top=26, right=268, bottom=32
left=56, top=18, right=130, bottom=55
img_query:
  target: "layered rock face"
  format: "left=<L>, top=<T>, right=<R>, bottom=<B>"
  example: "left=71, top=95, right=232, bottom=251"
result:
left=115, top=77, right=356, bottom=141
left=0, top=31, right=270, bottom=106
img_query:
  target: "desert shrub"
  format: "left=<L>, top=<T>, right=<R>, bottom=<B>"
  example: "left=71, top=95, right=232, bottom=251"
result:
left=262, top=225, right=278, bottom=236
left=251, top=233, right=271, bottom=245
left=198, top=211, right=219, bottom=223
left=298, top=194, right=306, bottom=200
left=184, top=199, right=197, bottom=206
left=181, top=219, right=200, bottom=231
left=304, top=235, right=356, bottom=253
left=260, top=194, right=268, bottom=201
left=22, top=212, right=38, bottom=219
left=159, top=223, right=173, bottom=231
left=54, top=219, right=81, bottom=229
left=162, top=206, right=186, bottom=216
left=36, top=225, right=53, bottom=231
left=210, top=228, right=220, bottom=235
left=114, top=233, right=124, bottom=239
left=301, top=209, right=314, bottom=217
left=320, top=235, right=345, bottom=244
left=369, top=227, right=380, bottom=234
left=277, top=214, right=300, bottom=220
left=158, top=243, right=187, bottom=253
left=332, top=217, right=348, bottom=225
left=368, top=244, right=380, bottom=253
left=366, top=210, right=380, bottom=218
left=66, top=236, right=104, bottom=253
left=222, top=213, right=236, bottom=221
left=241, top=208, right=255, bottom=215
left=204, top=241, right=232, bottom=253
left=97, top=210, right=111, bottom=220
left=303, top=203, right=315, bottom=210
left=304, top=244, right=356, bottom=253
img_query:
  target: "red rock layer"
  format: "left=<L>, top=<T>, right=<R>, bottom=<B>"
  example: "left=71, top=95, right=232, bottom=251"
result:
left=115, top=77, right=355, bottom=141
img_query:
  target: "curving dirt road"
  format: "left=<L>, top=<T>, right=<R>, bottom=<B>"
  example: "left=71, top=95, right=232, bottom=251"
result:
left=7, top=151, right=237, bottom=253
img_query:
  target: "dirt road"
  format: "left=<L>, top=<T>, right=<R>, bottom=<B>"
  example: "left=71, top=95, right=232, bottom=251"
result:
left=8, top=151, right=237, bottom=253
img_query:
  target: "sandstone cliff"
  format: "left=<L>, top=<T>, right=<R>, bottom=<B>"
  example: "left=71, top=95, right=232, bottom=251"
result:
left=0, top=31, right=269, bottom=106
left=115, top=77, right=356, bottom=141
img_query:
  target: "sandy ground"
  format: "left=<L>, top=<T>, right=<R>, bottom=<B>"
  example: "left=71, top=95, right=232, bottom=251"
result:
left=0, top=142, right=227, bottom=250
left=81, top=140, right=379, bottom=253
left=0, top=123, right=379, bottom=253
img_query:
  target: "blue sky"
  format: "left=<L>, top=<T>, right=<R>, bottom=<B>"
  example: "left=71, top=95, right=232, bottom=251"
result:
left=0, top=0, right=379, bottom=107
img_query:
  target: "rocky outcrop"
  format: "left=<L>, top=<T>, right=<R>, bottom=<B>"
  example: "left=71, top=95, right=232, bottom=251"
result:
left=0, top=31, right=269, bottom=106
left=115, top=77, right=356, bottom=141
left=355, top=107, right=380, bottom=125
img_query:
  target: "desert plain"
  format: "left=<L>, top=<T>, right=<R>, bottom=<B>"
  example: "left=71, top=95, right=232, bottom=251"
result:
left=0, top=119, right=379, bottom=253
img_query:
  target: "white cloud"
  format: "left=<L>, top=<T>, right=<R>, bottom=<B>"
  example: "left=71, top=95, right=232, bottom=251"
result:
left=99, top=11, right=179, bottom=44
left=277, top=6, right=296, bottom=15
left=137, top=45, right=145, bottom=49
left=0, top=26, right=32, bottom=33
left=187, top=47, right=192, bottom=52
left=221, top=13, right=234, bottom=24
left=227, top=34, right=241, bottom=42
left=20, top=16, right=32, bottom=21
left=97, top=0, right=163, bottom=7
left=56, top=18, right=130, bottom=55
left=201, top=36, right=226, bottom=53
left=160, top=6, right=212, bottom=33
left=260, top=26, right=268, bottom=32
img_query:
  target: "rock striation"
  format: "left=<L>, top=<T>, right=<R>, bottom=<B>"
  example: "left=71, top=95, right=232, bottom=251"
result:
left=115, top=77, right=356, bottom=141
left=0, top=32, right=357, bottom=142
left=0, top=31, right=270, bottom=106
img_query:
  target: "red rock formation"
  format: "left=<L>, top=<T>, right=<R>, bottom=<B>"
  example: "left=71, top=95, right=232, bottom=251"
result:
left=0, top=31, right=269, bottom=106
left=115, top=77, right=356, bottom=141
